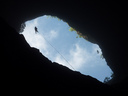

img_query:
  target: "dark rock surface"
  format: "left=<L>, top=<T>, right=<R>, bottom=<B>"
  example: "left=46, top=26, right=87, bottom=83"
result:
left=1, top=19, right=118, bottom=95
left=1, top=0, right=128, bottom=95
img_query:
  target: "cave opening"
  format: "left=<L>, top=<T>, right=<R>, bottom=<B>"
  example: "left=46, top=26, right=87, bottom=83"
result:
left=21, top=15, right=113, bottom=83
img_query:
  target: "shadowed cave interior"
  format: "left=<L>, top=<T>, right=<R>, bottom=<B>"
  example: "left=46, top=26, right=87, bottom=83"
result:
left=21, top=15, right=113, bottom=83
left=1, top=0, right=128, bottom=95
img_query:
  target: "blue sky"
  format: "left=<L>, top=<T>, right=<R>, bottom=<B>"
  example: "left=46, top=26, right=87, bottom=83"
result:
left=21, top=15, right=113, bottom=82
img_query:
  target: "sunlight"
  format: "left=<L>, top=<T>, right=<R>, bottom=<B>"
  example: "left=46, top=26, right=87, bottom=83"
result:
left=21, top=15, right=113, bottom=82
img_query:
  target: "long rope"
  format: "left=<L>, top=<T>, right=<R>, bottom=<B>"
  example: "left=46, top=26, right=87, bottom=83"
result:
left=38, top=31, right=75, bottom=70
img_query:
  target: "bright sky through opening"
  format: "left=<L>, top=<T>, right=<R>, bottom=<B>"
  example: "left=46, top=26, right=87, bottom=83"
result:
left=21, top=15, right=113, bottom=82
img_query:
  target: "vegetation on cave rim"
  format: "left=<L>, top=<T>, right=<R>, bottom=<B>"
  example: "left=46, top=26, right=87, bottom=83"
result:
left=104, top=72, right=114, bottom=83
left=47, top=15, right=88, bottom=40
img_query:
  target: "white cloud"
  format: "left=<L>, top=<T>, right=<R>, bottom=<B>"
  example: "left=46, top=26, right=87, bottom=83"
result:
left=50, top=30, right=58, bottom=39
left=54, top=43, right=106, bottom=70
left=44, top=30, right=58, bottom=41
left=54, top=43, right=92, bottom=70
left=69, top=44, right=91, bottom=69
left=54, top=54, right=71, bottom=68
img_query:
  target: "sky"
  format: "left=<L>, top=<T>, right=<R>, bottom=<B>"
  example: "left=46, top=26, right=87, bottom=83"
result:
left=21, top=15, right=113, bottom=82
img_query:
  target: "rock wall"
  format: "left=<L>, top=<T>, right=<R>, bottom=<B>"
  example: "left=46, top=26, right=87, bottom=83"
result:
left=2, top=18, right=120, bottom=95
left=1, top=0, right=128, bottom=94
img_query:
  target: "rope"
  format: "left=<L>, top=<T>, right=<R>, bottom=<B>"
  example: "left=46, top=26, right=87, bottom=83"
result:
left=37, top=31, right=75, bottom=70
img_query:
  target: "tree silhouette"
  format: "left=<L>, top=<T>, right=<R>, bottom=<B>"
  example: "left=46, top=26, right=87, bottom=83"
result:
left=103, top=72, right=114, bottom=83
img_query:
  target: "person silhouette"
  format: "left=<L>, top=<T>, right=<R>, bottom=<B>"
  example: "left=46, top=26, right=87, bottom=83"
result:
left=34, top=26, right=38, bottom=33
left=97, top=50, right=99, bottom=54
